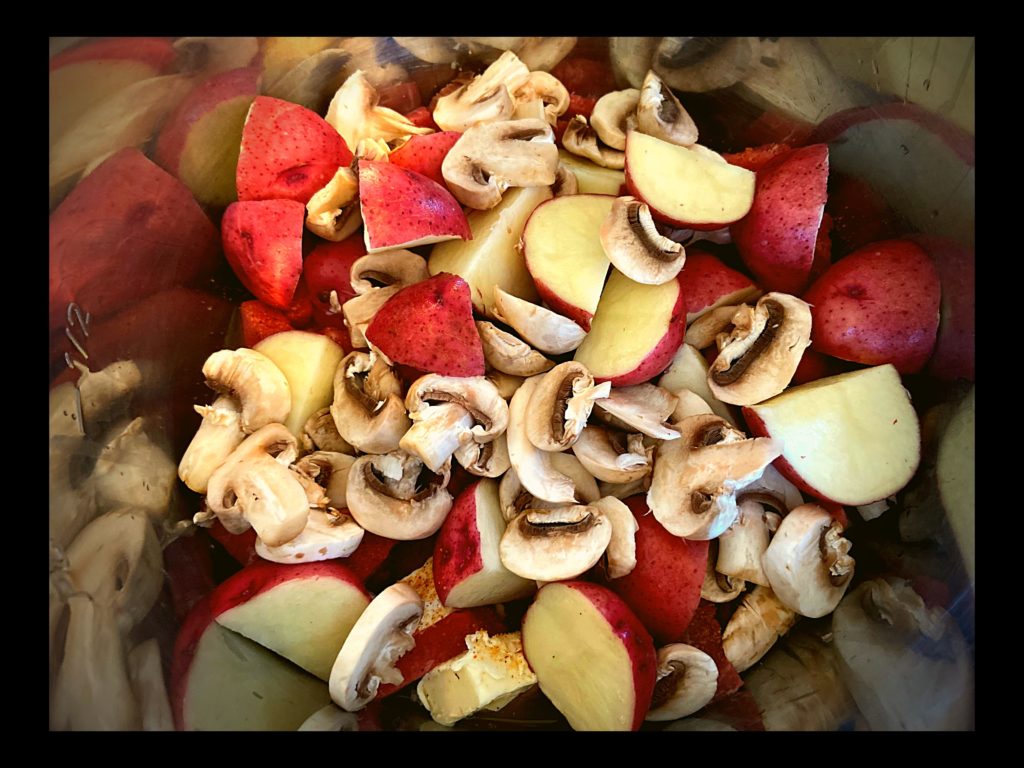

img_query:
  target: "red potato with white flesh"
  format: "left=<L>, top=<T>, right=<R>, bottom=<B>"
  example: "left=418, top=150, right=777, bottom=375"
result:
left=522, top=580, right=657, bottom=731
left=599, top=495, right=709, bottom=645
left=432, top=479, right=536, bottom=608
left=730, top=143, right=829, bottom=295
left=803, top=239, right=941, bottom=375
left=171, top=596, right=332, bottom=731
left=573, top=269, right=686, bottom=386
left=521, top=194, right=614, bottom=330
left=358, top=160, right=472, bottom=253
left=221, top=199, right=305, bottom=310
left=235, top=95, right=353, bottom=204
left=364, top=273, right=485, bottom=378
left=209, top=560, right=371, bottom=682
left=48, top=148, right=220, bottom=335
left=388, top=130, right=463, bottom=188
left=625, top=131, right=756, bottom=230
left=154, top=66, right=260, bottom=207
left=429, top=185, right=549, bottom=317
left=743, top=364, right=921, bottom=506
left=49, top=37, right=176, bottom=148
left=677, top=248, right=762, bottom=324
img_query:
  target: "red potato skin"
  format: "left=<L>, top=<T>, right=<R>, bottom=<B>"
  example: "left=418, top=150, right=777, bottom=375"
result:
left=239, top=300, right=294, bottom=348
left=827, top=171, right=908, bottom=256
left=679, top=601, right=743, bottom=703
left=532, top=580, right=658, bottom=731
left=600, top=496, right=708, bottom=645
left=789, top=348, right=837, bottom=386
left=432, top=480, right=484, bottom=606
left=905, top=234, right=975, bottom=382
left=163, top=532, right=216, bottom=624
left=802, top=239, right=940, bottom=374
left=723, top=143, right=793, bottom=172
left=221, top=199, right=306, bottom=309
left=302, top=235, right=368, bottom=329
left=48, top=148, right=220, bottom=335
left=364, top=273, right=485, bottom=378
left=388, top=131, right=461, bottom=189
left=49, top=37, right=176, bottom=71
left=593, top=275, right=687, bottom=387
left=154, top=66, right=260, bottom=183
left=205, top=521, right=259, bottom=567
left=358, top=160, right=471, bottom=251
left=403, top=106, right=440, bottom=132
left=235, top=95, right=353, bottom=204
left=207, top=560, right=370, bottom=620
left=677, top=248, right=761, bottom=322
left=534, top=282, right=594, bottom=332
left=731, top=143, right=830, bottom=295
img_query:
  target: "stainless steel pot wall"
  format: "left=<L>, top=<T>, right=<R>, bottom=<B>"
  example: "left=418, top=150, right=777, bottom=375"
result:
left=48, top=36, right=975, bottom=731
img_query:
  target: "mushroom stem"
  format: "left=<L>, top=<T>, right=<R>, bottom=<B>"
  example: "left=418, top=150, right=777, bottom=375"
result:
left=722, top=585, right=798, bottom=674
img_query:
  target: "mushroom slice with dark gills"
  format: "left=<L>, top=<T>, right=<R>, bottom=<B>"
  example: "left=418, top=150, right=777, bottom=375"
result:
left=599, top=196, right=686, bottom=286
left=722, top=584, right=799, bottom=674
left=590, top=88, right=640, bottom=151
left=453, top=432, right=511, bottom=478
left=635, top=70, right=699, bottom=147
left=345, top=451, right=453, bottom=540
left=432, top=49, right=530, bottom=132
left=498, top=505, right=612, bottom=582
left=442, top=118, right=558, bottom=210
left=400, top=374, right=509, bottom=473
left=715, top=498, right=780, bottom=588
left=330, top=351, right=411, bottom=455
left=647, top=413, right=782, bottom=540
left=707, top=292, right=812, bottom=406
left=525, top=362, right=610, bottom=452
left=645, top=643, right=719, bottom=721
left=701, top=540, right=746, bottom=603
left=477, top=321, right=555, bottom=377
left=561, top=114, right=625, bottom=170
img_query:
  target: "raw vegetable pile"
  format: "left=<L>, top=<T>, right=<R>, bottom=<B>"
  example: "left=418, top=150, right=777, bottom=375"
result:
left=48, top=36, right=975, bottom=732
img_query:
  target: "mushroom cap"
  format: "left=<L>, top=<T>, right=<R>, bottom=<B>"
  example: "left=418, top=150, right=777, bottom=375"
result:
left=498, top=505, right=612, bottom=582
left=590, top=88, right=640, bottom=151
left=329, top=582, right=424, bottom=711
left=342, top=285, right=402, bottom=349
left=592, top=496, right=639, bottom=580
left=406, top=374, right=510, bottom=444
left=492, top=287, right=586, bottom=355
left=561, top=115, right=625, bottom=169
left=255, top=507, right=364, bottom=564
left=592, top=381, right=681, bottom=440
left=178, top=395, right=247, bottom=494
left=513, top=70, right=570, bottom=125
left=477, top=321, right=555, bottom=377
left=330, top=351, right=411, bottom=454
left=345, top=451, right=453, bottom=540
left=599, top=196, right=686, bottom=286
left=301, top=406, right=354, bottom=455
left=701, top=540, right=746, bottom=603
left=202, top=348, right=291, bottom=434
left=453, top=432, right=512, bottom=478
left=325, top=69, right=431, bottom=152
left=636, top=70, right=699, bottom=147
left=506, top=374, right=578, bottom=504
left=645, top=643, right=719, bottom=721
left=349, top=249, right=430, bottom=296
left=294, top=450, right=357, bottom=508
left=399, top=402, right=475, bottom=474
left=525, top=361, right=610, bottom=452
left=432, top=50, right=530, bottom=132
left=708, top=292, right=813, bottom=406
left=716, top=498, right=773, bottom=587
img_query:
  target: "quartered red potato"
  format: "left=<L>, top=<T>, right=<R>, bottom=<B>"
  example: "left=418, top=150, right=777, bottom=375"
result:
left=48, top=36, right=975, bottom=732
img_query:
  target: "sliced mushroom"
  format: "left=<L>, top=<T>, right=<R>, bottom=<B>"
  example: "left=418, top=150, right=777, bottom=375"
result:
left=54, top=359, right=144, bottom=439
left=736, top=463, right=804, bottom=516
left=295, top=451, right=356, bottom=508
left=453, top=432, right=512, bottom=478
left=590, top=88, right=639, bottom=150
left=499, top=505, right=612, bottom=581
left=670, top=388, right=715, bottom=423
left=342, top=285, right=402, bottom=349
left=498, top=466, right=532, bottom=523
left=306, top=166, right=362, bottom=242
left=572, top=425, right=652, bottom=484
left=202, top=348, right=291, bottom=434
left=512, top=70, right=569, bottom=126
left=205, top=423, right=309, bottom=546
left=485, top=369, right=525, bottom=400
left=701, top=540, right=746, bottom=603
left=406, top=374, right=510, bottom=444
left=90, top=417, right=176, bottom=520
left=550, top=163, right=578, bottom=197
left=442, top=118, right=558, bottom=210
left=599, top=196, right=686, bottom=286
left=652, top=36, right=761, bottom=93
left=477, top=321, right=555, bottom=377
left=492, top=287, right=587, bottom=354
left=717, top=499, right=775, bottom=587
left=647, top=414, right=782, bottom=540
left=763, top=504, right=855, bottom=618
left=592, top=496, right=638, bottom=580
left=349, top=250, right=430, bottom=296
left=345, top=451, right=453, bottom=540
left=301, top=407, right=355, bottom=455
left=330, top=351, right=411, bottom=454
left=526, top=362, right=610, bottom=452
left=708, top=293, right=813, bottom=406
left=179, top=395, right=247, bottom=494
left=506, top=375, right=577, bottom=504
left=561, top=115, right=625, bottom=169
left=636, top=70, right=698, bottom=147
left=432, top=50, right=530, bottom=132
left=326, top=69, right=432, bottom=153
left=399, top=402, right=474, bottom=474
left=329, top=582, right=424, bottom=711
left=645, top=644, right=719, bottom=721
left=722, top=584, right=799, bottom=674
left=685, top=304, right=741, bottom=350
left=256, top=507, right=365, bottom=564
left=592, top=382, right=680, bottom=440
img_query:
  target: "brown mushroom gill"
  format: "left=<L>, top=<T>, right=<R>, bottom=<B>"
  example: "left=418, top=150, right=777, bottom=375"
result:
left=820, top=522, right=855, bottom=587
left=550, top=374, right=580, bottom=437
left=625, top=201, right=679, bottom=263
left=650, top=662, right=685, bottom=709
left=519, top=511, right=597, bottom=537
left=345, top=368, right=380, bottom=413
left=364, top=462, right=443, bottom=503
left=655, top=82, right=681, bottom=123
left=419, top=390, right=493, bottom=431
left=711, top=299, right=784, bottom=386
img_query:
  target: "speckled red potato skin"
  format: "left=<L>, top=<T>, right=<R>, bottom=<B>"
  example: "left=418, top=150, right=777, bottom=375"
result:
left=235, top=95, right=353, bottom=205
left=432, top=480, right=484, bottom=606
left=221, top=199, right=306, bottom=309
left=388, top=131, right=462, bottom=189
left=364, top=273, right=485, bottom=377
left=731, top=143, right=830, bottom=294
left=802, top=239, right=941, bottom=374
left=358, top=160, right=471, bottom=251
left=676, top=248, right=759, bottom=321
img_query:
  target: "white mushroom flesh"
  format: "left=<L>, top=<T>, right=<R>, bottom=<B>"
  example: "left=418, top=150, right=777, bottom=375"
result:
left=636, top=70, right=699, bottom=147
left=400, top=402, right=476, bottom=474
left=256, top=508, right=365, bottom=564
left=561, top=114, right=625, bottom=169
left=498, top=505, right=612, bottom=582
left=526, top=362, right=610, bottom=452
left=90, top=417, right=176, bottom=520
left=326, top=69, right=432, bottom=152
left=645, top=643, right=719, bottom=721
left=432, top=50, right=530, bottom=132
left=477, top=321, right=555, bottom=377
left=593, top=382, right=681, bottom=440
left=202, top=348, right=291, bottom=434
left=722, top=584, right=799, bottom=674
left=590, top=88, right=640, bottom=151
left=492, top=287, right=587, bottom=354
left=572, top=425, right=652, bottom=484
left=717, top=498, right=773, bottom=587
left=599, top=196, right=686, bottom=286
left=306, top=166, right=362, bottom=242
left=178, top=395, right=246, bottom=494
left=506, top=374, right=577, bottom=504
left=345, top=451, right=453, bottom=540
left=592, top=496, right=639, bottom=580
left=330, top=351, right=411, bottom=454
